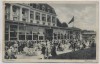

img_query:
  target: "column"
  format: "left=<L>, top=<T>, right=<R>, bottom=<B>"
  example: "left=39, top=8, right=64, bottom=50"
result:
left=57, top=32, right=58, bottom=40
left=32, top=31, right=33, bottom=40
left=17, top=24, right=19, bottom=40
left=80, top=31, right=82, bottom=40
left=46, top=14, right=47, bottom=25
left=8, top=24, right=10, bottom=41
left=24, top=25, right=26, bottom=41
left=38, top=29, right=40, bottom=41
left=40, top=13, right=42, bottom=21
left=19, top=7, right=22, bottom=21
left=34, top=11, right=35, bottom=20
left=51, top=15, right=52, bottom=26
left=40, top=12, right=42, bottom=24
left=10, top=4, right=13, bottom=20
left=28, top=9, right=30, bottom=23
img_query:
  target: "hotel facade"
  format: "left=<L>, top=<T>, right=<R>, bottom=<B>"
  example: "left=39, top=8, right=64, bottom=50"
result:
left=5, top=3, right=83, bottom=43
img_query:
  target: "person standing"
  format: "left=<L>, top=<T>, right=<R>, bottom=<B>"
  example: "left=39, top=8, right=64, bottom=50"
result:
left=51, top=43, right=57, bottom=57
left=41, top=45, right=46, bottom=59
left=13, top=41, right=18, bottom=54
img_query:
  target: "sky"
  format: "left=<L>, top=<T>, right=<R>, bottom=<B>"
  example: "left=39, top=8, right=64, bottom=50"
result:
left=49, top=3, right=98, bottom=31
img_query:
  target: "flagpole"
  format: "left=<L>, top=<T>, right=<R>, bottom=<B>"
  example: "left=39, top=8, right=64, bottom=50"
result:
left=73, top=19, right=74, bottom=27
left=73, top=16, right=75, bottom=27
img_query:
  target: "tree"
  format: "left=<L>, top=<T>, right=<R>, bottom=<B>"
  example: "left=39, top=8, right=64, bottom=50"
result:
left=57, top=18, right=68, bottom=27
left=57, top=18, right=62, bottom=27
left=61, top=22, right=68, bottom=27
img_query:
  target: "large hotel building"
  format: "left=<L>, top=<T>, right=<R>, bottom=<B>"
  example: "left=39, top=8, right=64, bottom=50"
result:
left=5, top=3, right=95, bottom=43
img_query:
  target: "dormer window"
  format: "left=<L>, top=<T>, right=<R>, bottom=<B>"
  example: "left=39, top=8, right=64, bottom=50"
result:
left=13, top=6, right=18, bottom=13
left=42, top=5, right=45, bottom=11
left=47, top=7, right=50, bottom=12
left=22, top=9, right=25, bottom=14
left=36, top=4, right=40, bottom=9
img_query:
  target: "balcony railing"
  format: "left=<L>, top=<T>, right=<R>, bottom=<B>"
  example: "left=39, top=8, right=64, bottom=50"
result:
left=22, top=14, right=27, bottom=19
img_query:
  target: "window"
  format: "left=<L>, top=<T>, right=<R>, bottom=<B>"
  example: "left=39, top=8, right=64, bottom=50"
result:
left=19, top=32, right=25, bottom=40
left=39, top=36, right=43, bottom=40
left=19, top=35, right=25, bottom=40
left=30, top=11, right=34, bottom=19
left=54, top=33, right=57, bottom=39
left=26, top=35, right=32, bottom=40
left=42, top=5, right=45, bottom=11
left=32, top=4, right=36, bottom=8
left=52, top=16, right=55, bottom=23
left=5, top=4, right=10, bottom=20
left=42, top=14, right=46, bottom=21
left=36, top=4, right=40, bottom=9
left=10, top=32, right=17, bottom=40
left=10, top=25, right=17, bottom=31
left=64, top=34, right=66, bottom=39
left=13, top=6, right=17, bottom=12
left=36, top=12, right=40, bottom=20
left=58, top=34, right=60, bottom=39
left=47, top=8, right=50, bottom=12
left=30, top=4, right=33, bottom=6
left=10, top=32, right=17, bottom=37
left=22, top=9, right=25, bottom=14
left=33, top=34, right=38, bottom=40
left=5, top=34, right=9, bottom=40
left=61, top=34, right=63, bottom=39
left=5, top=24, right=9, bottom=32
left=5, top=24, right=9, bottom=40
left=30, top=14, right=33, bottom=19
left=47, top=15, right=51, bottom=22
left=5, top=4, right=10, bottom=14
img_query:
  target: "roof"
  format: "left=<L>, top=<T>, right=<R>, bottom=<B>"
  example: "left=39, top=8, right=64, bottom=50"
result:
left=18, top=3, right=56, bottom=15
left=82, top=30, right=96, bottom=35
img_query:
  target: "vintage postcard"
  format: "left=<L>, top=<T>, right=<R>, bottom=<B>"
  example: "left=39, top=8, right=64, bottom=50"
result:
left=2, top=1, right=99, bottom=63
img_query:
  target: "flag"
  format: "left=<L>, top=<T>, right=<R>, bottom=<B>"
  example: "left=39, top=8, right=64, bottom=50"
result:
left=68, top=16, right=74, bottom=24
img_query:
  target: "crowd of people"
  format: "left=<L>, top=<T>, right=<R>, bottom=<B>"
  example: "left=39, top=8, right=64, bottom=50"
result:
left=5, top=38, right=96, bottom=59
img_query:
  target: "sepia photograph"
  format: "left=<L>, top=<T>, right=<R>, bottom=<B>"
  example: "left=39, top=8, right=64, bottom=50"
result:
left=3, top=1, right=99, bottom=63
